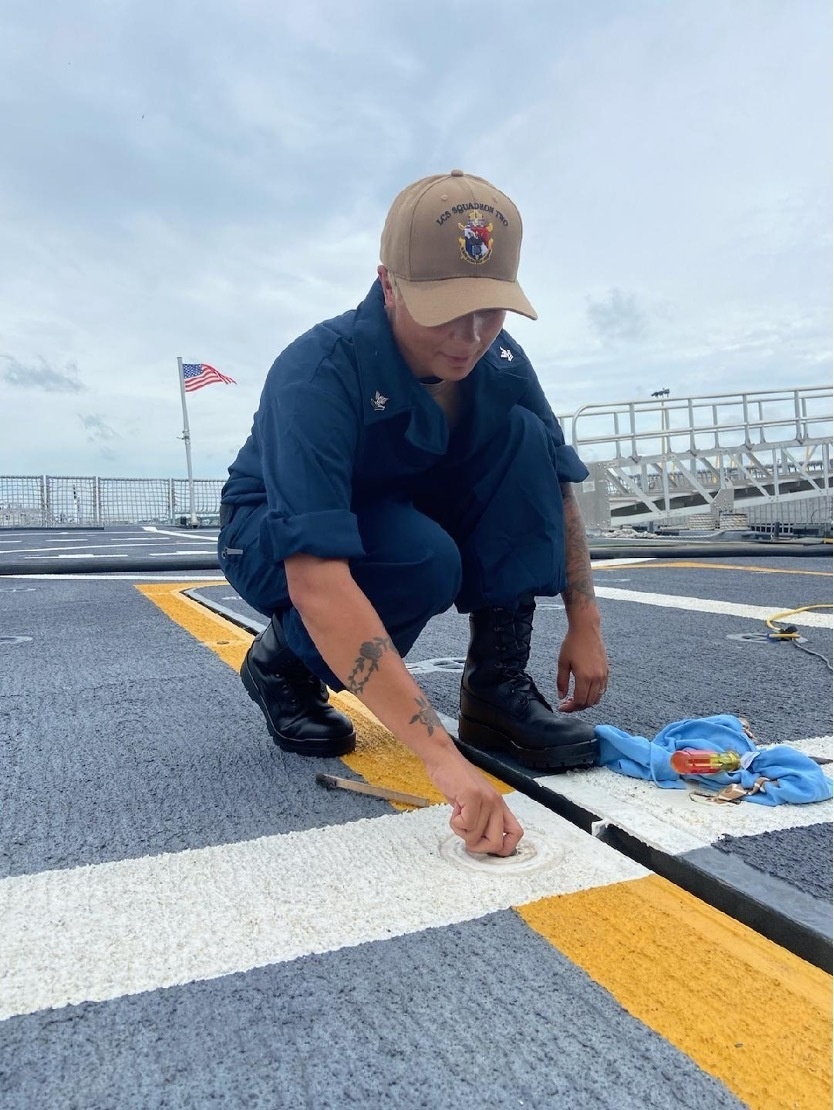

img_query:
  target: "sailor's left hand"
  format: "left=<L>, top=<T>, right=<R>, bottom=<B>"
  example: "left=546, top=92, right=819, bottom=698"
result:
left=556, top=623, right=609, bottom=711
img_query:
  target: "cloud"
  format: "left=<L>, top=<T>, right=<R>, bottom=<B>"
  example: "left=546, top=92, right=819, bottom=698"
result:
left=586, top=289, right=649, bottom=343
left=1, top=355, right=85, bottom=392
left=78, top=414, right=118, bottom=442
left=0, top=0, right=828, bottom=478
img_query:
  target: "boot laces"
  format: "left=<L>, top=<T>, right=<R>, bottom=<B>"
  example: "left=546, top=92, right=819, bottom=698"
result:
left=491, top=605, right=532, bottom=669
left=490, top=605, right=550, bottom=708
left=282, top=656, right=327, bottom=703
left=255, top=649, right=324, bottom=711
left=252, top=622, right=327, bottom=711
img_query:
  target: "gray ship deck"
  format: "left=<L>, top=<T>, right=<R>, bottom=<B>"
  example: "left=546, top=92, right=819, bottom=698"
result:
left=1, top=527, right=831, bottom=1109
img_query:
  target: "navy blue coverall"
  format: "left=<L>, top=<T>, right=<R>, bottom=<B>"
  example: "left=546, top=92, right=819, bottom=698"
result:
left=218, top=280, right=588, bottom=690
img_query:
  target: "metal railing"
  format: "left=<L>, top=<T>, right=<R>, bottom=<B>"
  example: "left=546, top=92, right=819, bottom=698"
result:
left=0, top=476, right=224, bottom=528
left=2, top=386, right=831, bottom=529
left=567, top=386, right=832, bottom=524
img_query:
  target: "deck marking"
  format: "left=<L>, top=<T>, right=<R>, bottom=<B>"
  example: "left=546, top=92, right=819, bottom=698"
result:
left=142, top=527, right=220, bottom=542
left=18, top=577, right=827, bottom=1110
left=595, top=559, right=830, bottom=577
left=0, top=573, right=229, bottom=581
left=138, top=583, right=510, bottom=802
left=788, top=735, right=834, bottom=761
left=595, top=559, right=831, bottom=577
left=594, top=585, right=833, bottom=626
left=136, top=582, right=253, bottom=671
left=517, top=875, right=832, bottom=1110
left=591, top=557, right=657, bottom=567
left=538, top=741, right=833, bottom=854
left=0, top=793, right=645, bottom=1021
left=1, top=543, right=162, bottom=555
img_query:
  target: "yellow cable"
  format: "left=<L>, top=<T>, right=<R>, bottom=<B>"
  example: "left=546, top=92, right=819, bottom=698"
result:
left=765, top=603, right=833, bottom=640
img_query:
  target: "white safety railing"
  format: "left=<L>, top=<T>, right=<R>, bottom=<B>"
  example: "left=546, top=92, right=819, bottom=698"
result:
left=2, top=387, right=831, bottom=529
left=0, top=477, right=224, bottom=528
left=567, top=386, right=832, bottom=524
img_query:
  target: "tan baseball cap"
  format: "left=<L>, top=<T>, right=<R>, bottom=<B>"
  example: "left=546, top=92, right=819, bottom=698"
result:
left=380, top=169, right=538, bottom=327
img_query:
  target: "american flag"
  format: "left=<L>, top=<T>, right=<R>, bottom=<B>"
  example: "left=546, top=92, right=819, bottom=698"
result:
left=182, top=363, right=237, bottom=392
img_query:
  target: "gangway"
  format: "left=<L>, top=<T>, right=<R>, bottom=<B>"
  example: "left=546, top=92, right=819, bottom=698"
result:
left=568, top=386, right=832, bottom=526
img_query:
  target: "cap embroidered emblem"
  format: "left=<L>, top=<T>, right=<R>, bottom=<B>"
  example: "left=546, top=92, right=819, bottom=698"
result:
left=500, top=346, right=514, bottom=361
left=371, top=390, right=388, bottom=412
left=458, top=210, right=494, bottom=265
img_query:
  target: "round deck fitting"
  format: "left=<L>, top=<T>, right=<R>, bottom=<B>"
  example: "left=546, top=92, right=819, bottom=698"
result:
left=406, top=657, right=465, bottom=675
left=437, top=828, right=562, bottom=874
left=727, top=631, right=807, bottom=645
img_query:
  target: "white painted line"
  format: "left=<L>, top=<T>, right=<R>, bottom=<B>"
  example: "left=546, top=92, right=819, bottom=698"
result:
left=789, top=735, right=834, bottom=761
left=148, top=550, right=217, bottom=557
left=591, top=557, right=657, bottom=567
left=1, top=542, right=171, bottom=555
left=48, top=542, right=157, bottom=550
left=539, top=738, right=833, bottom=856
left=0, top=531, right=111, bottom=537
left=0, top=793, right=645, bottom=1021
left=0, top=574, right=227, bottom=582
left=143, top=527, right=220, bottom=542
left=11, top=549, right=216, bottom=561
left=0, top=545, right=97, bottom=555
left=39, top=553, right=130, bottom=560
left=594, top=586, right=833, bottom=627
left=439, top=711, right=459, bottom=736
left=406, top=657, right=465, bottom=676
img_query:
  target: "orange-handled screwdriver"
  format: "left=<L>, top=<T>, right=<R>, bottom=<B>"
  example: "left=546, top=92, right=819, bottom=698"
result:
left=670, top=749, right=742, bottom=774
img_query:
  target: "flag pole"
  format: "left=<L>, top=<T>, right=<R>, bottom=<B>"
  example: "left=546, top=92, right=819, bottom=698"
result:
left=176, top=357, right=198, bottom=527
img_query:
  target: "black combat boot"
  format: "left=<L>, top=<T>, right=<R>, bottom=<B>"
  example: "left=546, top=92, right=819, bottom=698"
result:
left=240, top=613, right=356, bottom=756
left=458, top=594, right=598, bottom=770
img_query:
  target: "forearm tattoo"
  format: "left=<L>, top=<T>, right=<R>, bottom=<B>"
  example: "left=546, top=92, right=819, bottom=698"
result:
left=345, top=636, right=394, bottom=696
left=409, top=695, right=441, bottom=737
left=561, top=485, right=597, bottom=610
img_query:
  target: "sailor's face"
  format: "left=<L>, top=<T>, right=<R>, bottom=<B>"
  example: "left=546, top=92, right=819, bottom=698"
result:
left=379, top=267, right=505, bottom=381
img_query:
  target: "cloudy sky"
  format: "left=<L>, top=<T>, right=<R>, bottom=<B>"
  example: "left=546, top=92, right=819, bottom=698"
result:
left=0, top=0, right=830, bottom=479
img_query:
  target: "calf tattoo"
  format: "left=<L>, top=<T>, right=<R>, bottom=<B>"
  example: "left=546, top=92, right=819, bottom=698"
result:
left=410, top=695, right=441, bottom=736
left=346, top=636, right=394, bottom=695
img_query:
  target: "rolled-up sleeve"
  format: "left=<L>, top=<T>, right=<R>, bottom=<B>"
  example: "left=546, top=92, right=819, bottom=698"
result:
left=553, top=441, right=590, bottom=483
left=255, top=364, right=365, bottom=563
left=260, top=507, right=364, bottom=563
left=517, top=359, right=590, bottom=484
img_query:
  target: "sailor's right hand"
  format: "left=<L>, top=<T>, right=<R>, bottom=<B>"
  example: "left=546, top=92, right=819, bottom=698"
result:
left=424, top=752, right=524, bottom=857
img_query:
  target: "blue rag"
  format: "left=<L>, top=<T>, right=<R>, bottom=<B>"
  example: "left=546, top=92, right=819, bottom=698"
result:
left=595, top=714, right=833, bottom=805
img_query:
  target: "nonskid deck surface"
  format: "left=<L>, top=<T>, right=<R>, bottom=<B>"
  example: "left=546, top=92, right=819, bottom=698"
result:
left=0, top=524, right=221, bottom=574
left=0, top=524, right=828, bottom=575
left=193, top=555, right=834, bottom=970
left=0, top=548, right=831, bottom=1108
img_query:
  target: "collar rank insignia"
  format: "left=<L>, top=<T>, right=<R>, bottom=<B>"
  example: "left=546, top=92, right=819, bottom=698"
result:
left=499, top=346, right=514, bottom=361
left=371, top=390, right=389, bottom=412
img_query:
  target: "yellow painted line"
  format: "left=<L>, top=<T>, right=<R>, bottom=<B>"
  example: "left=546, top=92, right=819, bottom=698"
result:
left=516, top=875, right=832, bottom=1110
left=595, top=560, right=831, bottom=577
left=136, top=581, right=252, bottom=671
left=136, top=583, right=508, bottom=806
left=138, top=582, right=830, bottom=1106
left=333, top=691, right=510, bottom=803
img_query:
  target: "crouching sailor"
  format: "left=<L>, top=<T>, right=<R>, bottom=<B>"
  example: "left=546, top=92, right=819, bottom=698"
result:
left=218, top=169, right=609, bottom=857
